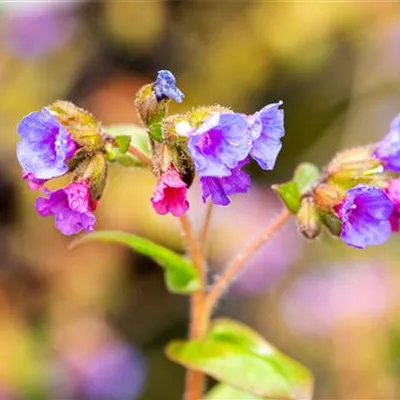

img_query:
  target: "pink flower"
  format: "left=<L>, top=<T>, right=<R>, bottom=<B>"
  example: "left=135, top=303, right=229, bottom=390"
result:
left=386, top=178, right=400, bottom=231
left=36, top=181, right=96, bottom=235
left=22, top=171, right=47, bottom=190
left=151, top=166, right=189, bottom=217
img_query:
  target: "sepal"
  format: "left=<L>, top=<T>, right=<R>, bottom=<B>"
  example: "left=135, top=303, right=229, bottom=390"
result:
left=47, top=100, right=103, bottom=151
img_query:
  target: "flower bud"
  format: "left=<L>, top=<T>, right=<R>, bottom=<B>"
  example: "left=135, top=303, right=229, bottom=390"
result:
left=73, top=152, right=108, bottom=201
left=320, top=213, right=342, bottom=237
left=296, top=197, right=321, bottom=239
left=313, top=184, right=344, bottom=213
left=135, top=84, right=166, bottom=140
left=326, top=146, right=388, bottom=189
left=135, top=71, right=184, bottom=142
left=47, top=100, right=103, bottom=151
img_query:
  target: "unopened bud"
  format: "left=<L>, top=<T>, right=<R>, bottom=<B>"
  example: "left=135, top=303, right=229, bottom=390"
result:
left=135, top=71, right=184, bottom=142
left=320, top=213, right=342, bottom=237
left=73, top=152, right=108, bottom=201
left=297, top=197, right=321, bottom=239
left=47, top=101, right=103, bottom=151
left=326, top=146, right=387, bottom=189
left=313, top=184, right=344, bottom=213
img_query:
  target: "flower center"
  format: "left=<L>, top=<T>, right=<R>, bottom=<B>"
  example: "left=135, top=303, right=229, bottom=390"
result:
left=197, top=130, right=222, bottom=155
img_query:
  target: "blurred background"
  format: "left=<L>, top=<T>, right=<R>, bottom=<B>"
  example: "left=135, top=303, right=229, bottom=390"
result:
left=1, top=1, right=400, bottom=399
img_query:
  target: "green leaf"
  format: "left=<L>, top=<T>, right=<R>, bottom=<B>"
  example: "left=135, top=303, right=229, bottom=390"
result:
left=103, top=124, right=152, bottom=162
left=115, top=135, right=131, bottom=154
left=294, top=163, right=320, bottom=193
left=166, top=318, right=314, bottom=400
left=272, top=182, right=301, bottom=213
left=204, top=384, right=262, bottom=399
left=70, top=231, right=201, bottom=294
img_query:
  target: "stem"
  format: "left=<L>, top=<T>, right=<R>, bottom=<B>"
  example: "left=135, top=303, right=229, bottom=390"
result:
left=205, top=208, right=291, bottom=315
left=200, top=201, right=213, bottom=253
left=179, top=215, right=208, bottom=400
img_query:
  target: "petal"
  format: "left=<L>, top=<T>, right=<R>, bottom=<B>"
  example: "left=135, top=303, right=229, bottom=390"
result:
left=153, top=70, right=184, bottom=103
left=373, top=114, right=400, bottom=172
left=250, top=102, right=285, bottom=170
left=341, top=215, right=392, bottom=249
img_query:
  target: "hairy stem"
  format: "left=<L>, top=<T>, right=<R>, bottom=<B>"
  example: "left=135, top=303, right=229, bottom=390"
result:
left=205, top=208, right=291, bottom=315
left=200, top=201, right=213, bottom=253
left=179, top=215, right=208, bottom=400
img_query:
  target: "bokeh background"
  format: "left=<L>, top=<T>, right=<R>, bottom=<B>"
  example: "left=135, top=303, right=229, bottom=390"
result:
left=1, top=1, right=400, bottom=399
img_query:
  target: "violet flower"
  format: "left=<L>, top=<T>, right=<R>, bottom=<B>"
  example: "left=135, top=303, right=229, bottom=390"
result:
left=151, top=166, right=189, bottom=217
left=22, top=172, right=47, bottom=190
left=188, top=113, right=252, bottom=178
left=2, top=3, right=76, bottom=59
left=36, top=182, right=96, bottom=235
left=335, top=184, right=393, bottom=249
left=152, top=70, right=184, bottom=103
left=373, top=114, right=400, bottom=172
left=81, top=344, right=146, bottom=400
left=250, top=101, right=285, bottom=170
left=385, top=178, right=400, bottom=231
left=17, top=108, right=77, bottom=182
left=200, top=162, right=251, bottom=206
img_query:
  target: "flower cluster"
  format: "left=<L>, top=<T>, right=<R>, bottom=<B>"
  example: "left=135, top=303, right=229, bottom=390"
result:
left=291, top=114, right=400, bottom=249
left=137, top=70, right=284, bottom=215
left=17, top=71, right=285, bottom=234
left=187, top=102, right=284, bottom=206
left=16, top=102, right=107, bottom=235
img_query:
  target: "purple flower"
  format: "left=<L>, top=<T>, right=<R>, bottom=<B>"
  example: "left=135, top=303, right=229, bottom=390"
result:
left=385, top=178, right=400, bottom=231
left=2, top=4, right=76, bottom=59
left=35, top=182, right=96, bottom=236
left=81, top=344, right=147, bottom=400
left=334, top=184, right=393, bottom=249
left=17, top=108, right=77, bottom=181
left=200, top=163, right=251, bottom=205
left=152, top=70, right=184, bottom=103
left=22, top=172, right=47, bottom=190
left=188, top=113, right=252, bottom=178
left=373, top=114, right=400, bottom=172
left=249, top=101, right=285, bottom=170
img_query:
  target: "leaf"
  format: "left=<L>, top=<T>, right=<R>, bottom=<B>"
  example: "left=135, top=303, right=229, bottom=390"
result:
left=294, top=163, right=320, bottom=194
left=272, top=182, right=301, bottom=213
left=166, top=318, right=314, bottom=400
left=210, top=319, right=314, bottom=399
left=204, top=384, right=262, bottom=399
left=103, top=124, right=152, bottom=159
left=71, top=231, right=201, bottom=294
left=115, top=135, right=131, bottom=154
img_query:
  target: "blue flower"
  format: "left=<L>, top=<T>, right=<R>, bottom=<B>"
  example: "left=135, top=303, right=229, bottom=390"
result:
left=373, top=114, right=400, bottom=172
left=335, top=185, right=393, bottom=249
left=188, top=113, right=252, bottom=178
left=152, top=70, right=184, bottom=103
left=17, top=107, right=77, bottom=180
left=250, top=101, right=284, bottom=170
left=200, top=163, right=251, bottom=205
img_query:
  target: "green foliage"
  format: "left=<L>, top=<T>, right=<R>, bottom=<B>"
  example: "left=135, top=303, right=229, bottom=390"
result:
left=166, top=318, right=314, bottom=399
left=204, top=384, right=262, bottom=399
left=294, top=163, right=320, bottom=193
left=103, top=124, right=152, bottom=166
left=272, top=181, right=301, bottom=213
left=71, top=231, right=201, bottom=294
left=273, top=162, right=320, bottom=214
